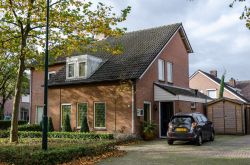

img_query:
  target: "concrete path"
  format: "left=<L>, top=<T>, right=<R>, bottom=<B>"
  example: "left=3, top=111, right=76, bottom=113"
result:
left=99, top=135, right=250, bottom=165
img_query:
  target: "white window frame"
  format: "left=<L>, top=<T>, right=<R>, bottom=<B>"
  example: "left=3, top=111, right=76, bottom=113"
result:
left=158, top=59, right=165, bottom=81
left=66, top=63, right=76, bottom=79
left=48, top=71, right=56, bottom=80
left=78, top=61, right=87, bottom=78
left=144, top=101, right=152, bottom=123
left=76, top=102, right=88, bottom=129
left=36, top=106, right=43, bottom=124
left=94, top=102, right=106, bottom=129
left=167, top=62, right=173, bottom=83
left=207, top=89, right=217, bottom=99
left=61, top=103, right=72, bottom=127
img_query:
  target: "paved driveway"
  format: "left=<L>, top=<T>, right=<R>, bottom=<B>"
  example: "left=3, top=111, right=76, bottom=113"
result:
left=99, top=135, right=250, bottom=165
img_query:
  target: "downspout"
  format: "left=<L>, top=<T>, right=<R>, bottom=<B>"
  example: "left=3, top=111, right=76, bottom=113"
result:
left=29, top=69, right=33, bottom=124
left=131, top=81, right=136, bottom=134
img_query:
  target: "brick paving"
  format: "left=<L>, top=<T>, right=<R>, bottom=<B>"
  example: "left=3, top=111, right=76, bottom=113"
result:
left=99, top=135, right=250, bottom=164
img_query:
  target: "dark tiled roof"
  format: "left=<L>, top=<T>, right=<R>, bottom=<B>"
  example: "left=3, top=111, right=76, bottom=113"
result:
left=198, top=70, right=249, bottom=102
left=154, top=83, right=211, bottom=100
left=235, top=80, right=250, bottom=101
left=49, top=23, right=186, bottom=86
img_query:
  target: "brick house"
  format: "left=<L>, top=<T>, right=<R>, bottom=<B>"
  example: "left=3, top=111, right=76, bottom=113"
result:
left=30, top=23, right=210, bottom=138
left=190, top=70, right=249, bottom=103
left=0, top=94, right=30, bottom=121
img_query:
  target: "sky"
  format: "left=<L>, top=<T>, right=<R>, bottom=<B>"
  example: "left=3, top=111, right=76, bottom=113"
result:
left=104, top=0, right=250, bottom=81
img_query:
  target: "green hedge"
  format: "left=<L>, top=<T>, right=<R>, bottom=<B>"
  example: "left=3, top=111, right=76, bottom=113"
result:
left=0, top=120, right=27, bottom=130
left=0, top=141, right=116, bottom=165
left=18, top=124, right=42, bottom=131
left=0, top=131, right=113, bottom=139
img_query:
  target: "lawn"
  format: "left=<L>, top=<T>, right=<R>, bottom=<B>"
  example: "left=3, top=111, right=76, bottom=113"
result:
left=0, top=137, right=117, bottom=165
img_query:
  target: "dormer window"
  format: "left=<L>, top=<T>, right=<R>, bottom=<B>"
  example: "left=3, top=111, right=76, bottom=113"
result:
left=79, top=62, right=86, bottom=77
left=68, top=63, right=75, bottom=78
left=66, top=55, right=102, bottom=80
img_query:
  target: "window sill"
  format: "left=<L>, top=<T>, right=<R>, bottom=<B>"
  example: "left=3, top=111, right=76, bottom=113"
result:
left=94, top=128, right=107, bottom=131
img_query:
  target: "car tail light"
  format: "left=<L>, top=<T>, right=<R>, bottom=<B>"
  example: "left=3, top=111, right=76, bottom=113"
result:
left=168, top=123, right=173, bottom=132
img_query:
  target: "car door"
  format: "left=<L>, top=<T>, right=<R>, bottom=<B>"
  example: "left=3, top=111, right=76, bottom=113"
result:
left=196, top=115, right=207, bottom=140
left=201, top=114, right=212, bottom=139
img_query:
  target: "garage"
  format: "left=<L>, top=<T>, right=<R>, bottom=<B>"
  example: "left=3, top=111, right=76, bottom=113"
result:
left=207, top=98, right=250, bottom=135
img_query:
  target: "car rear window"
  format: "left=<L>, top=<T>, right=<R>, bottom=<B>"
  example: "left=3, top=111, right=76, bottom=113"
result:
left=171, top=116, right=194, bottom=126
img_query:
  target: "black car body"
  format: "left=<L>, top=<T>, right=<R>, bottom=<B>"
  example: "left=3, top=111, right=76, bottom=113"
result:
left=167, top=112, right=215, bottom=145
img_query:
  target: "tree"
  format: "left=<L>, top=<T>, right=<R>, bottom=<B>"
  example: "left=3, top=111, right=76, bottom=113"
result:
left=219, top=71, right=226, bottom=98
left=80, top=115, right=89, bottom=133
left=0, top=1, right=130, bottom=142
left=62, top=114, right=72, bottom=132
left=230, top=0, right=250, bottom=29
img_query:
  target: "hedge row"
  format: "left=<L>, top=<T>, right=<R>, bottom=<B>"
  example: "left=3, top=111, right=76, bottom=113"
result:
left=18, top=124, right=42, bottom=131
left=0, top=131, right=114, bottom=139
left=0, top=141, right=116, bottom=165
left=0, top=120, right=27, bottom=130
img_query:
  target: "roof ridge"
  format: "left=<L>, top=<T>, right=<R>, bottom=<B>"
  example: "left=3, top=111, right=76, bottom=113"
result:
left=125, top=23, right=182, bottom=35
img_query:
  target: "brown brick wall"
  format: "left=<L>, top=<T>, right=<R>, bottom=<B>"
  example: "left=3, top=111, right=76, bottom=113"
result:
left=30, top=64, right=64, bottom=123
left=174, top=101, right=204, bottom=114
left=38, top=82, right=133, bottom=133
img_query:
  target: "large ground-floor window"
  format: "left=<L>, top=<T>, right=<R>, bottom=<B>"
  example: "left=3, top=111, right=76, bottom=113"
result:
left=61, top=104, right=71, bottom=127
left=36, top=106, right=43, bottom=124
left=20, top=108, right=29, bottom=121
left=94, top=102, right=106, bottom=129
left=77, top=103, right=88, bottom=128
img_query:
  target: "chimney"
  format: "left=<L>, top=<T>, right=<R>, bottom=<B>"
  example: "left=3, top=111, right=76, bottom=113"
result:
left=210, top=70, right=217, bottom=77
left=229, top=77, right=236, bottom=87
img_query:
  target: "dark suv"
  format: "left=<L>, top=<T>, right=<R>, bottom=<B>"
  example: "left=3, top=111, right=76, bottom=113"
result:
left=167, top=112, right=215, bottom=146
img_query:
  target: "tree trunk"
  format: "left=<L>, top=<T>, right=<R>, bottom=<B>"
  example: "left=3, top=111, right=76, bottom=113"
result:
left=9, top=56, right=25, bottom=143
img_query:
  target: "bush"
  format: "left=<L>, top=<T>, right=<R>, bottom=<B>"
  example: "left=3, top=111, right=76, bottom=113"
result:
left=80, top=116, right=89, bottom=133
left=48, top=117, right=54, bottom=132
left=62, top=114, right=72, bottom=132
left=0, top=130, right=114, bottom=140
left=18, top=124, right=42, bottom=131
left=0, top=120, right=27, bottom=130
left=0, top=141, right=116, bottom=165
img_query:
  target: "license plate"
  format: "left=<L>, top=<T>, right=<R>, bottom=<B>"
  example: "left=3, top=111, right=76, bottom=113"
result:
left=175, top=128, right=187, bottom=132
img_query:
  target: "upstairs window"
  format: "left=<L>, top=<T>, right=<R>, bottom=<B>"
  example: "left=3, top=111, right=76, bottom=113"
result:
left=66, top=55, right=102, bottom=79
left=68, top=63, right=75, bottom=78
left=79, top=62, right=86, bottom=77
left=207, top=90, right=217, bottom=99
left=167, top=62, right=173, bottom=83
left=158, top=59, right=165, bottom=81
left=48, top=71, right=56, bottom=80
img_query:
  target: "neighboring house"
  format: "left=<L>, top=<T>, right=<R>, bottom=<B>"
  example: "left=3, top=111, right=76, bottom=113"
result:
left=190, top=70, right=249, bottom=103
left=30, top=23, right=210, bottom=138
left=0, top=94, right=30, bottom=121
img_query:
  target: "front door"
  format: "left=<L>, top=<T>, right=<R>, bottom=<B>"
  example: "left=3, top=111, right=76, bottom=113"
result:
left=160, top=102, right=174, bottom=137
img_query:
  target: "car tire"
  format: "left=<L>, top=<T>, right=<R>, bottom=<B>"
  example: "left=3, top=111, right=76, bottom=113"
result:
left=210, top=131, right=215, bottom=141
left=196, top=134, right=202, bottom=146
left=168, top=140, right=174, bottom=145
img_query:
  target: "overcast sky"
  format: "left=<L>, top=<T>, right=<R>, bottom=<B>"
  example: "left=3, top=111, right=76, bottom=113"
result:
left=105, top=0, right=250, bottom=81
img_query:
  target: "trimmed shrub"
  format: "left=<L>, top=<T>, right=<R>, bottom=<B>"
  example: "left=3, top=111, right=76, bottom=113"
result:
left=18, top=124, right=42, bottom=131
left=0, top=141, right=116, bottom=165
left=48, top=117, right=54, bottom=132
left=63, top=114, right=72, bottom=132
left=0, top=120, right=27, bottom=130
left=80, top=116, right=89, bottom=133
left=0, top=131, right=114, bottom=140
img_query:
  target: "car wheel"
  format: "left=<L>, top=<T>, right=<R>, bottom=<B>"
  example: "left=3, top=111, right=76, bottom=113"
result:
left=210, top=131, right=215, bottom=141
left=168, top=140, right=174, bottom=145
left=196, top=134, right=202, bottom=146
